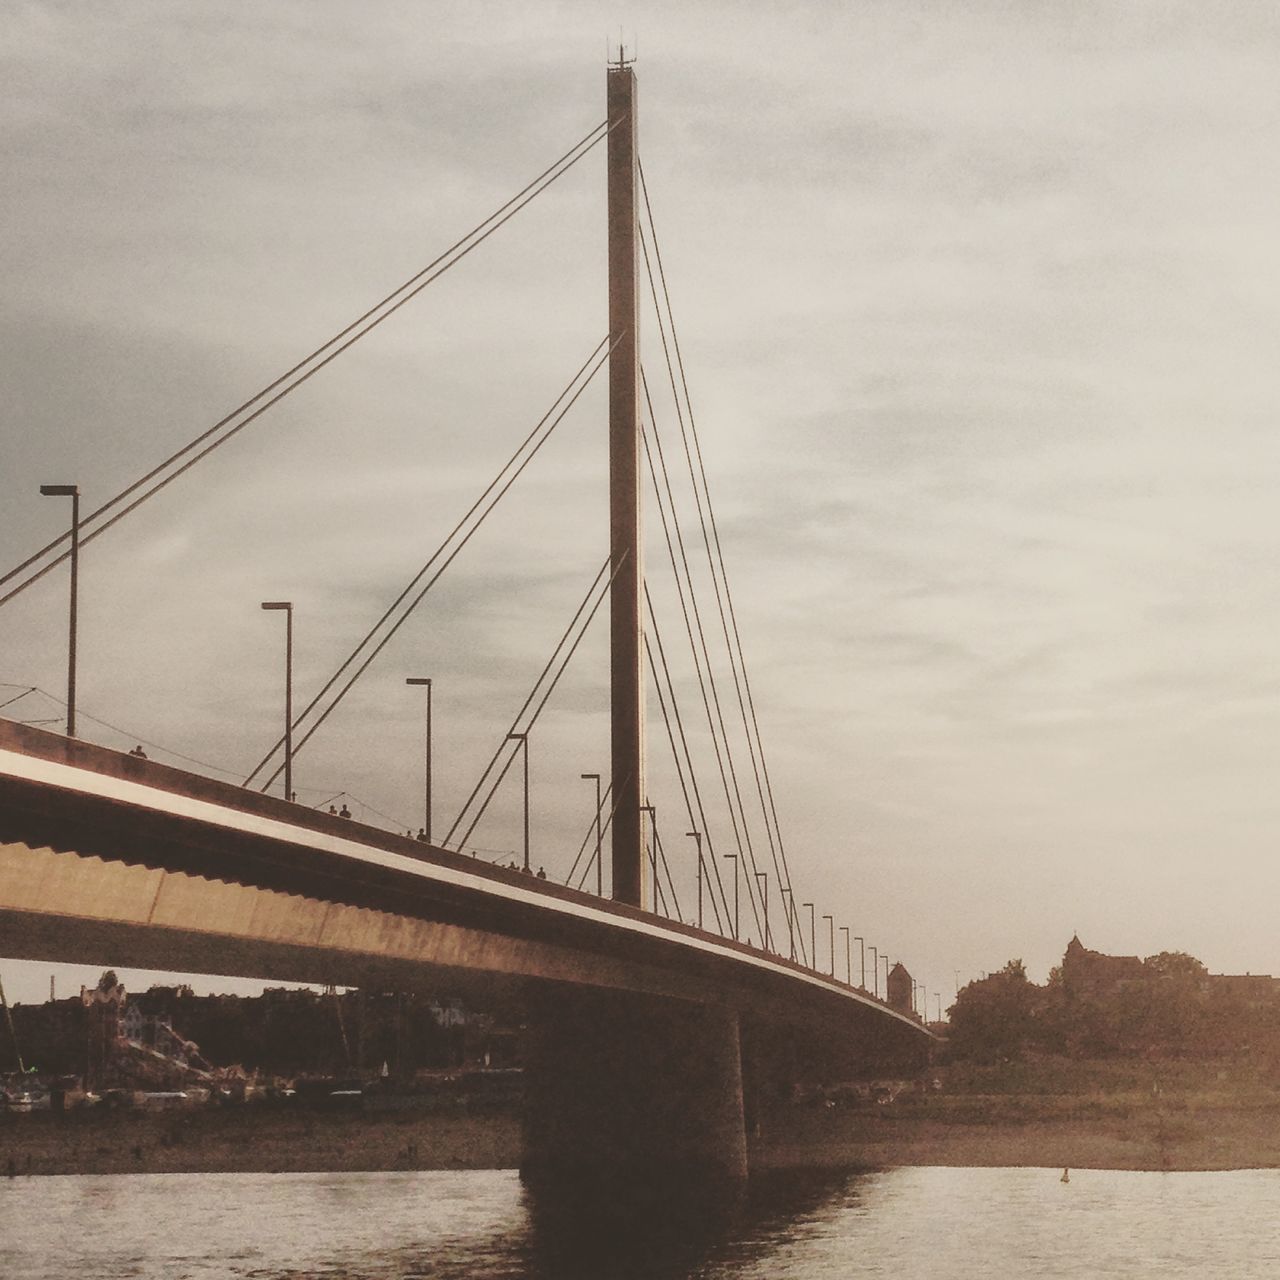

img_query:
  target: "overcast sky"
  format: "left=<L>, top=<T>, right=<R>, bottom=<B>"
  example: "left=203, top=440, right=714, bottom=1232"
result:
left=3, top=1, right=1278, bottom=1009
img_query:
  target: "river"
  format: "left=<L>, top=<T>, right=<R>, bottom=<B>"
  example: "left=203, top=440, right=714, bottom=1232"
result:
left=2, top=1166, right=1278, bottom=1278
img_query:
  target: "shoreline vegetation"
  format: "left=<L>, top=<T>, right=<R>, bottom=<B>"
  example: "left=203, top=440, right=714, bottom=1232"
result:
left=6, top=1058, right=1280, bottom=1177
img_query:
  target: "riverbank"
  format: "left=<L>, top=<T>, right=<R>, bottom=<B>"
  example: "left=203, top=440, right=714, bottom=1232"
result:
left=753, top=1096, right=1280, bottom=1173
left=7, top=1076, right=1280, bottom=1177
left=0, top=1106, right=521, bottom=1177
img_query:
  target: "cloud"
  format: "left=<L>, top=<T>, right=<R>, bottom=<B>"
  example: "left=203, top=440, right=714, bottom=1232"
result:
left=3, top=0, right=1280, bottom=1003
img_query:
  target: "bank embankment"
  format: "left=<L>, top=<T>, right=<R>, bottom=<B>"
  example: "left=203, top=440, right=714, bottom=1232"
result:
left=0, top=1105, right=521, bottom=1177
left=754, top=1093, right=1280, bottom=1173
left=9, top=1083, right=1280, bottom=1176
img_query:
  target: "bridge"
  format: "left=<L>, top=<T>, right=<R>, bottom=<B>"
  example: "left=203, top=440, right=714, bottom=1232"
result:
left=0, top=62, right=933, bottom=1203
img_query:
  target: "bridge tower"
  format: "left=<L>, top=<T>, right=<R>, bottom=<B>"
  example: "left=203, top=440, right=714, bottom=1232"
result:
left=607, top=58, right=646, bottom=909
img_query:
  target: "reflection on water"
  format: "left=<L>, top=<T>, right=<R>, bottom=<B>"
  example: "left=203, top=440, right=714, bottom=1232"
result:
left=3, top=1166, right=1280, bottom=1279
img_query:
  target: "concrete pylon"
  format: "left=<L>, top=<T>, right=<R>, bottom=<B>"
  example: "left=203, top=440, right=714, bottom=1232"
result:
left=607, top=62, right=646, bottom=910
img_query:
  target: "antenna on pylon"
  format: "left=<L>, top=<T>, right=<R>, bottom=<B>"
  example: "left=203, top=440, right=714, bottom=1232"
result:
left=608, top=28, right=636, bottom=67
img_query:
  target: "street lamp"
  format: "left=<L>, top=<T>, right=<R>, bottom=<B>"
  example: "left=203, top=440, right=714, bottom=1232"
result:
left=405, top=678, right=432, bottom=841
left=854, top=935, right=866, bottom=990
left=780, top=886, right=795, bottom=960
left=802, top=903, right=815, bottom=971
left=754, top=872, right=770, bottom=952
left=582, top=773, right=603, bottom=896
left=840, top=925, right=851, bottom=985
left=723, top=853, right=739, bottom=940
left=686, top=830, right=703, bottom=928
left=869, top=946, right=879, bottom=997
left=822, top=914, right=835, bottom=977
left=641, top=804, right=658, bottom=913
left=39, top=484, right=79, bottom=737
left=260, top=602, right=293, bottom=801
left=506, top=732, right=529, bottom=872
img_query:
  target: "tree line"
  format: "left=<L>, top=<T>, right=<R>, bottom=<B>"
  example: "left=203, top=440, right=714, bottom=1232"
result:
left=947, top=953, right=1280, bottom=1062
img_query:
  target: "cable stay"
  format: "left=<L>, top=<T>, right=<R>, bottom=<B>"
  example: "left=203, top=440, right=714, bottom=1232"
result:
left=573, top=789, right=621, bottom=894
left=642, top=617, right=730, bottom=936
left=563, top=778, right=613, bottom=890
left=643, top=815, right=684, bottom=924
left=641, top=409, right=767, bottom=945
left=639, top=157, right=801, bottom=913
left=644, top=590, right=746, bottom=946
left=445, top=555, right=621, bottom=854
left=0, top=687, right=37, bottom=714
left=445, top=557, right=610, bottom=849
left=638, top=160, right=803, bottom=939
left=0, top=120, right=611, bottom=611
left=249, top=338, right=615, bottom=791
left=637, top=267, right=773, bottom=931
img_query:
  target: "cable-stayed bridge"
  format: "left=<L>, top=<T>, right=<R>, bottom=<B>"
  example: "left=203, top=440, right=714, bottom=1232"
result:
left=0, top=63, right=931, bottom=1200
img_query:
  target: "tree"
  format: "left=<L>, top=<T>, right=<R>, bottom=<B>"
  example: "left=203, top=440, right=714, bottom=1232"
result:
left=1143, top=952, right=1207, bottom=982
left=947, top=960, right=1038, bottom=1062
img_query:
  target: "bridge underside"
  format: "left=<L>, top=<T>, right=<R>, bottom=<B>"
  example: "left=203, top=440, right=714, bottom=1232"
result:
left=0, top=837, right=689, bottom=1006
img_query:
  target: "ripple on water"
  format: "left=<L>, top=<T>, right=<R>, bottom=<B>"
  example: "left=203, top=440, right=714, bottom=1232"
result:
left=3, top=1167, right=1280, bottom=1279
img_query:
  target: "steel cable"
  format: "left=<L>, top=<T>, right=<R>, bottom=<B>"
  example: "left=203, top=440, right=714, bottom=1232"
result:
left=245, top=337, right=611, bottom=786
left=638, top=157, right=802, bottom=913
left=1, top=121, right=610, bottom=609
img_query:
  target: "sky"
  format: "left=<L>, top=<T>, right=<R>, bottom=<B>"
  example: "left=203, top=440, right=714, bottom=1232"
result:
left=2, top=1, right=1278, bottom=1011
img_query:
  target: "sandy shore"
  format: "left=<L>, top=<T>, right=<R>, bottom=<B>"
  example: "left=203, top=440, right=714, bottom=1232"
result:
left=7, top=1096, right=1280, bottom=1177
left=754, top=1098, right=1280, bottom=1173
left=0, top=1106, right=521, bottom=1177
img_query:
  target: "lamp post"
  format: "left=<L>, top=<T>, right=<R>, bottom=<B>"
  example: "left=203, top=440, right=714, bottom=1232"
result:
left=935, top=992, right=942, bottom=1023
left=840, top=926, right=851, bottom=985
left=686, top=831, right=702, bottom=928
left=822, top=914, right=835, bottom=977
left=854, top=935, right=866, bottom=990
left=754, top=872, right=770, bottom=952
left=405, top=678, right=432, bottom=841
left=802, top=902, right=815, bottom=971
left=780, top=887, right=795, bottom=960
left=882, top=953, right=890, bottom=998
left=723, top=853, right=739, bottom=940
left=869, top=946, right=879, bottom=997
left=39, top=484, right=79, bottom=737
left=641, top=804, right=658, bottom=912
left=582, top=773, right=603, bottom=896
left=260, top=602, right=293, bottom=801
left=506, top=732, right=529, bottom=872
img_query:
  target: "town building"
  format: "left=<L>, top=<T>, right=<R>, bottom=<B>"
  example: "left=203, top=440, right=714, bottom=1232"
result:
left=886, top=961, right=914, bottom=1014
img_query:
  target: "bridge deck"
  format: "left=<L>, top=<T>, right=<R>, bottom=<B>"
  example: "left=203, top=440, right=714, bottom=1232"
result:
left=0, top=719, right=927, bottom=1044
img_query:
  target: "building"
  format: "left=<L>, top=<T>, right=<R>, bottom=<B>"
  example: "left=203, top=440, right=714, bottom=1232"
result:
left=886, top=962, right=914, bottom=1014
left=1061, top=934, right=1144, bottom=999
left=80, top=974, right=126, bottom=1090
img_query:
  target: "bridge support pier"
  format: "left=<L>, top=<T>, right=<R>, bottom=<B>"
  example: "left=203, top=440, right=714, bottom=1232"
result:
left=522, top=986, right=747, bottom=1224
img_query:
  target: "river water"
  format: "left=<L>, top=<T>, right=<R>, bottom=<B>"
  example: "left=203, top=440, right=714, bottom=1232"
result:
left=2, top=1166, right=1278, bottom=1278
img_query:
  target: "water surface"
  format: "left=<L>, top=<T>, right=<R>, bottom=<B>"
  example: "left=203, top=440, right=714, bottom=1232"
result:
left=3, top=1166, right=1278, bottom=1278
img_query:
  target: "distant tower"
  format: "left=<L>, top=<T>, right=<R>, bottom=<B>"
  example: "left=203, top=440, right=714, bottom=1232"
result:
left=81, top=973, right=126, bottom=1090
left=887, top=962, right=914, bottom=1014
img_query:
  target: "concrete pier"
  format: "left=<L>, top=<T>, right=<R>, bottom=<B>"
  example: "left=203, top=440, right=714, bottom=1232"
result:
left=522, top=986, right=748, bottom=1211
